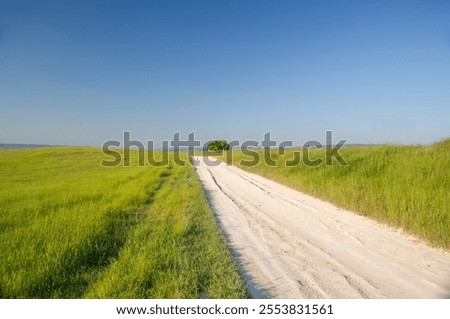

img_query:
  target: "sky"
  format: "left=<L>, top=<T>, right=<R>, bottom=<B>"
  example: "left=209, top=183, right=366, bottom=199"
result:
left=1, top=0, right=449, bottom=146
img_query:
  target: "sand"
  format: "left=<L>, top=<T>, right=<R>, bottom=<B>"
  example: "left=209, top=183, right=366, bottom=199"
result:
left=193, top=156, right=450, bottom=298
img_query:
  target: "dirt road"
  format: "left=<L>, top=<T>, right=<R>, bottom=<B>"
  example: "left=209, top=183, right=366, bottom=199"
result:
left=193, top=156, right=450, bottom=298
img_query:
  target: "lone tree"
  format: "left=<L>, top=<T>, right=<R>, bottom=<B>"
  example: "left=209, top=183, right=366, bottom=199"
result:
left=207, top=140, right=230, bottom=152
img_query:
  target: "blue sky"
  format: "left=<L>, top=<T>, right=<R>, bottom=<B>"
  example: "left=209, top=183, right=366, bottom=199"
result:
left=1, top=0, right=449, bottom=146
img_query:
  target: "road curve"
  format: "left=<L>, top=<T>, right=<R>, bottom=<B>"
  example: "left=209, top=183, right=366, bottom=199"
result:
left=193, top=156, right=450, bottom=298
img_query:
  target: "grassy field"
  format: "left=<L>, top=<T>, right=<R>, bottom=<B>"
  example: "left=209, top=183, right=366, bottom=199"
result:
left=0, top=148, right=248, bottom=298
left=218, top=138, right=450, bottom=250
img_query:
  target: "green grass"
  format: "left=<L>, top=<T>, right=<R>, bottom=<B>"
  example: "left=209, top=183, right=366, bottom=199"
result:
left=218, top=138, right=450, bottom=250
left=0, top=147, right=248, bottom=298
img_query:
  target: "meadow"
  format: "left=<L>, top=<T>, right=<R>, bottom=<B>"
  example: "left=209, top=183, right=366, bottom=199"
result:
left=0, top=148, right=248, bottom=298
left=218, top=138, right=450, bottom=250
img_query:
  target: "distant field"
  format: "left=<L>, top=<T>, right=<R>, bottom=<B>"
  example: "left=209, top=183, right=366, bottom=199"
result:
left=0, top=148, right=248, bottom=298
left=218, top=138, right=450, bottom=249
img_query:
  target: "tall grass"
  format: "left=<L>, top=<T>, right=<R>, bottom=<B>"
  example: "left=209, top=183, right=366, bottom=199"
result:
left=0, top=148, right=247, bottom=298
left=85, top=162, right=246, bottom=298
left=219, top=138, right=450, bottom=249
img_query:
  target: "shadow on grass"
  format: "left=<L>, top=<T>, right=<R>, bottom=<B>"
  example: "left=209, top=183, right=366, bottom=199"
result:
left=24, top=170, right=172, bottom=298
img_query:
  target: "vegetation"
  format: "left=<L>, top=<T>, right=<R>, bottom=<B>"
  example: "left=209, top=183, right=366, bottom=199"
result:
left=207, top=140, right=229, bottom=152
left=0, top=148, right=248, bottom=298
left=218, top=138, right=450, bottom=249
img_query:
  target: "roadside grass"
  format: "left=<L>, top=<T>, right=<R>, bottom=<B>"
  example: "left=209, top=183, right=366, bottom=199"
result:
left=0, top=148, right=247, bottom=298
left=217, top=138, right=450, bottom=249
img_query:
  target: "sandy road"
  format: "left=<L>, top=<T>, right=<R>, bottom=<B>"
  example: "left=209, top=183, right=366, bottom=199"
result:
left=193, top=156, right=450, bottom=298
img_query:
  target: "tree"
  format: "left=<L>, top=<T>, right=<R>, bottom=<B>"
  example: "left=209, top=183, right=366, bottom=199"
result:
left=207, top=140, right=229, bottom=152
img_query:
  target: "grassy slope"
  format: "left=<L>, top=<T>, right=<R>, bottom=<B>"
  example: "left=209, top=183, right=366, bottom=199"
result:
left=0, top=148, right=247, bottom=298
left=219, top=138, right=450, bottom=249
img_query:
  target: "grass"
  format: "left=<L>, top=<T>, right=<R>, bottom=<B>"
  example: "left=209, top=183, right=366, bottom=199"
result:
left=0, top=147, right=248, bottom=298
left=217, top=138, right=450, bottom=250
